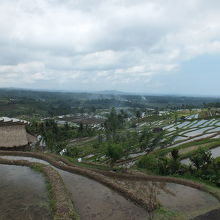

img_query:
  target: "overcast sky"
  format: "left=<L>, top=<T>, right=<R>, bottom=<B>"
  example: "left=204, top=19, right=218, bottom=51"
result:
left=0, top=0, right=220, bottom=95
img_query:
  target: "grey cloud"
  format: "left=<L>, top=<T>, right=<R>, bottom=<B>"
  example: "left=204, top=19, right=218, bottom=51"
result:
left=0, top=0, right=220, bottom=91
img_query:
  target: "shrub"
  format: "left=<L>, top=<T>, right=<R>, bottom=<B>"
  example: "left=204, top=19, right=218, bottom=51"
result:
left=171, top=148, right=179, bottom=161
left=138, top=155, right=159, bottom=172
left=106, top=143, right=124, bottom=166
left=190, top=148, right=213, bottom=170
left=65, top=147, right=80, bottom=157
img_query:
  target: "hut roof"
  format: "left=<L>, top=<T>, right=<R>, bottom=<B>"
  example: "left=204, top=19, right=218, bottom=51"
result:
left=0, top=117, right=30, bottom=148
left=0, top=124, right=28, bottom=148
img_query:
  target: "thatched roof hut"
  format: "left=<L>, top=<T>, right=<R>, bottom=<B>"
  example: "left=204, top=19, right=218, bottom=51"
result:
left=0, top=117, right=36, bottom=149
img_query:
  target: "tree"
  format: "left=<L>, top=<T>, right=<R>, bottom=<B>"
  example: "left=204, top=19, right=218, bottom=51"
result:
left=190, top=148, right=213, bottom=170
left=104, top=107, right=124, bottom=136
left=106, top=143, right=123, bottom=167
left=171, top=148, right=179, bottom=161
left=136, top=110, right=141, bottom=122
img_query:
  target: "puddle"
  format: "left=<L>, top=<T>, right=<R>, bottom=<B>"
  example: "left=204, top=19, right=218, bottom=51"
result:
left=0, top=164, right=52, bottom=220
left=0, top=156, right=148, bottom=220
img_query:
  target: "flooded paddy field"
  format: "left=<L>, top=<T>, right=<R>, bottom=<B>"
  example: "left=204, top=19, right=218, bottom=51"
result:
left=164, top=119, right=220, bottom=148
left=0, top=156, right=148, bottom=220
left=183, top=127, right=213, bottom=137
left=167, top=133, right=218, bottom=149
left=158, top=183, right=218, bottom=213
left=1, top=155, right=219, bottom=219
left=114, top=180, right=219, bottom=216
left=0, top=164, right=52, bottom=220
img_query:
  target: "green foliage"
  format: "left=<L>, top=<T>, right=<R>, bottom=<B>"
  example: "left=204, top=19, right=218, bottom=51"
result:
left=65, top=147, right=80, bottom=158
left=138, top=155, right=159, bottom=172
left=185, top=149, right=220, bottom=186
left=106, top=143, right=124, bottom=166
left=171, top=149, right=179, bottom=161
left=77, top=122, right=95, bottom=137
left=28, top=119, right=95, bottom=153
left=138, top=154, right=182, bottom=176
left=214, top=157, right=220, bottom=170
left=190, top=148, right=213, bottom=170
left=53, top=142, right=67, bottom=154
left=136, top=110, right=141, bottom=122
left=104, top=108, right=125, bottom=134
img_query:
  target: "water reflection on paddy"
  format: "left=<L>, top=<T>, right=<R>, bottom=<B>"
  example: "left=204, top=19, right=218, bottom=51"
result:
left=0, top=164, right=52, bottom=220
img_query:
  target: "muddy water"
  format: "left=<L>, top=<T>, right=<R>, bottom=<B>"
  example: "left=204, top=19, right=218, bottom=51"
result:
left=0, top=156, right=148, bottom=220
left=115, top=180, right=219, bottom=214
left=158, top=183, right=219, bottom=213
left=2, top=156, right=220, bottom=218
left=0, top=164, right=52, bottom=220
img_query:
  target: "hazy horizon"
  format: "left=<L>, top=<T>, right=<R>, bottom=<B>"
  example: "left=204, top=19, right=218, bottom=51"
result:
left=0, top=1, right=220, bottom=96
left=2, top=86, right=220, bottom=99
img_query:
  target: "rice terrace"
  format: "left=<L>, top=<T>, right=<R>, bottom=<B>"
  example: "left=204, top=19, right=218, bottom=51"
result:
left=0, top=89, right=220, bottom=220
left=1, top=1, right=220, bottom=219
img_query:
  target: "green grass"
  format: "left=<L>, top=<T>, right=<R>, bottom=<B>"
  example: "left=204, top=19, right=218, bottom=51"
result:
left=30, top=164, right=57, bottom=213
left=154, top=207, right=185, bottom=220
left=46, top=181, right=56, bottom=213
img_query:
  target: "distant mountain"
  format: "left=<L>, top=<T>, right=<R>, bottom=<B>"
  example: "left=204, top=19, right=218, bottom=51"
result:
left=95, top=90, right=127, bottom=95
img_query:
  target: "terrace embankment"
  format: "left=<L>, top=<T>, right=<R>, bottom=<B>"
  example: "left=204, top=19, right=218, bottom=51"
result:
left=1, top=151, right=220, bottom=219
left=0, top=152, right=148, bottom=220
